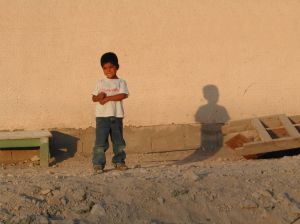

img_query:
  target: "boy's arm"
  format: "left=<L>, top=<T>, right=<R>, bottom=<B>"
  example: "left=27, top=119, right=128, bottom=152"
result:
left=99, top=93, right=128, bottom=105
left=92, top=92, right=106, bottom=102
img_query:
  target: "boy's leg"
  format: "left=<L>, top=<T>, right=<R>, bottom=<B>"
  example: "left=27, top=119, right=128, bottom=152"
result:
left=92, top=117, right=110, bottom=169
left=110, top=117, right=126, bottom=166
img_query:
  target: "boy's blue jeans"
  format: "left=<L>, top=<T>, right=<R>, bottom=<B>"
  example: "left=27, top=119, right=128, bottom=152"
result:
left=92, top=117, right=126, bottom=168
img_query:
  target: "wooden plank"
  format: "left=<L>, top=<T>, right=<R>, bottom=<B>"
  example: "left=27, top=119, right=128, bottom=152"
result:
left=278, top=115, right=300, bottom=137
left=0, top=130, right=52, bottom=140
left=0, top=139, right=41, bottom=148
left=289, top=115, right=300, bottom=124
left=39, top=137, right=49, bottom=167
left=266, top=126, right=285, bottom=130
left=235, top=137, right=300, bottom=156
left=251, top=118, right=272, bottom=141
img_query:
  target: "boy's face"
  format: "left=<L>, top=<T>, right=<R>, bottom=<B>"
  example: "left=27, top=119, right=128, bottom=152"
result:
left=102, top=62, right=118, bottom=79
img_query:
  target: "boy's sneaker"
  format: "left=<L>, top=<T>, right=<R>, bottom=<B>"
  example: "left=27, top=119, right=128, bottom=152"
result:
left=114, top=163, right=128, bottom=171
left=93, top=165, right=104, bottom=174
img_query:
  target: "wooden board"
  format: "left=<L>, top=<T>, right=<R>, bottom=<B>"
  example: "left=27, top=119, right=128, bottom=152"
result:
left=278, top=115, right=300, bottom=137
left=0, top=138, right=41, bottom=148
left=225, top=114, right=300, bottom=159
left=235, top=137, right=300, bottom=156
left=0, top=130, right=52, bottom=140
left=0, top=131, right=51, bottom=167
left=251, top=118, right=272, bottom=141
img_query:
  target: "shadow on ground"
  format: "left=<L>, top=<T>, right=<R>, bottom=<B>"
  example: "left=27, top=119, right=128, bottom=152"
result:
left=257, top=147, right=300, bottom=159
left=50, top=131, right=79, bottom=165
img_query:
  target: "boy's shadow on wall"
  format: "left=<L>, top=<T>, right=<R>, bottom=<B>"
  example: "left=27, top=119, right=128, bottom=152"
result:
left=178, top=84, right=230, bottom=164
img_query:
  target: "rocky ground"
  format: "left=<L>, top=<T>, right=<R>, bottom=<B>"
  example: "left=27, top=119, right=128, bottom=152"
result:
left=0, top=149, right=300, bottom=224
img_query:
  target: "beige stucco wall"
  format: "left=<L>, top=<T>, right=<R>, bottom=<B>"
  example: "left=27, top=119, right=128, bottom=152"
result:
left=1, top=0, right=300, bottom=130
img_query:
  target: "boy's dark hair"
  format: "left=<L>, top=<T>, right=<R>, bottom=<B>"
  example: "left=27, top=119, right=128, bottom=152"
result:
left=100, top=52, right=119, bottom=69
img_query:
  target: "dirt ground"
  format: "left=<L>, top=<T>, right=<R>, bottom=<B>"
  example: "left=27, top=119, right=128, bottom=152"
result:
left=1, top=147, right=300, bottom=224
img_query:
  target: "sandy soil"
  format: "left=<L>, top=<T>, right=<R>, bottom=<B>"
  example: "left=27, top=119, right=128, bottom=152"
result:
left=0, top=149, right=300, bottom=224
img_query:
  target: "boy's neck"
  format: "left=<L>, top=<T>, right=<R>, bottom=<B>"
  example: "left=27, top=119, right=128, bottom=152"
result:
left=105, top=75, right=118, bottom=79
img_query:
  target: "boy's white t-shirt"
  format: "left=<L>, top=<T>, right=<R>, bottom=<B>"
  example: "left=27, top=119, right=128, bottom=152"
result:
left=92, top=77, right=129, bottom=118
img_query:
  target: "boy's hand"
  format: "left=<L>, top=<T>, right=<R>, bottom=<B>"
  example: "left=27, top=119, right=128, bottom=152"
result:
left=98, top=94, right=126, bottom=105
left=98, top=92, right=106, bottom=100
left=99, top=97, right=109, bottom=105
left=92, top=92, right=107, bottom=103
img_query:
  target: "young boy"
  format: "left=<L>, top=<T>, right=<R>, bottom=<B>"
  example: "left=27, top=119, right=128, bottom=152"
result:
left=91, top=52, right=129, bottom=173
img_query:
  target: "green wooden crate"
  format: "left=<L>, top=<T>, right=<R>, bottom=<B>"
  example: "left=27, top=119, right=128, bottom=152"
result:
left=0, top=130, right=52, bottom=167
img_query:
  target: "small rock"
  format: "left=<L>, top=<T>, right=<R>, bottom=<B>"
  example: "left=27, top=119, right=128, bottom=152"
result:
left=183, top=170, right=199, bottom=181
left=157, top=197, right=165, bottom=205
left=72, top=189, right=86, bottom=202
left=74, top=203, right=90, bottom=214
left=189, top=191, right=197, bottom=201
left=51, top=190, right=62, bottom=198
left=41, top=189, right=51, bottom=195
left=90, top=203, right=106, bottom=217
left=60, top=197, right=68, bottom=206
left=240, top=200, right=258, bottom=209
left=14, top=206, right=21, bottom=211
left=252, top=189, right=273, bottom=199
left=133, top=164, right=141, bottom=169
left=31, top=155, right=40, bottom=162
left=259, top=189, right=273, bottom=197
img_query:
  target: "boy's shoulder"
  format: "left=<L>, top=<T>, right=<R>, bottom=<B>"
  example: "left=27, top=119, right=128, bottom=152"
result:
left=118, top=78, right=127, bottom=83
